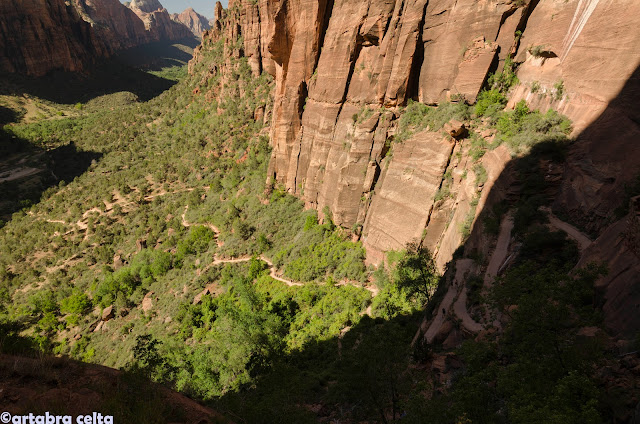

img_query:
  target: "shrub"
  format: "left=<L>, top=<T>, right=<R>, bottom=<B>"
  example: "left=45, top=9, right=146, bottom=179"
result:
left=60, top=291, right=92, bottom=315
left=531, top=81, right=541, bottom=93
left=496, top=100, right=572, bottom=153
left=475, top=89, right=507, bottom=118
left=528, top=44, right=546, bottom=57
left=396, top=100, right=471, bottom=143
left=554, top=80, right=565, bottom=100
left=488, top=57, right=519, bottom=93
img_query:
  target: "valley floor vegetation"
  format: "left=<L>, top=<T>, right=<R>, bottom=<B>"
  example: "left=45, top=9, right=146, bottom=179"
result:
left=0, top=39, right=623, bottom=423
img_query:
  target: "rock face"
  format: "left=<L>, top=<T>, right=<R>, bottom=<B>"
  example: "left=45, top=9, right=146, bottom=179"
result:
left=0, top=0, right=108, bottom=76
left=191, top=0, right=640, bottom=337
left=191, top=0, right=640, bottom=269
left=72, top=0, right=152, bottom=50
left=172, top=7, right=211, bottom=37
left=0, top=0, right=197, bottom=76
left=505, top=0, right=640, bottom=235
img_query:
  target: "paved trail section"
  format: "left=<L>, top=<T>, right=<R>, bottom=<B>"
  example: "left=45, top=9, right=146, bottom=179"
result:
left=0, top=166, right=43, bottom=182
left=484, top=213, right=514, bottom=289
left=540, top=206, right=592, bottom=250
left=453, top=260, right=483, bottom=333
left=420, top=212, right=517, bottom=343
left=424, top=258, right=482, bottom=343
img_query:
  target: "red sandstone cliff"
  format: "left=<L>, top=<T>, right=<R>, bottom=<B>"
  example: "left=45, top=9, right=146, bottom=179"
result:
left=191, top=0, right=640, bottom=338
left=72, top=0, right=153, bottom=51
left=0, top=0, right=108, bottom=77
left=193, top=0, right=639, bottom=258
left=172, top=7, right=211, bottom=37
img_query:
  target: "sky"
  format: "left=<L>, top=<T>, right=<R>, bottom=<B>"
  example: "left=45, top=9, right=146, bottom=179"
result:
left=121, top=0, right=227, bottom=19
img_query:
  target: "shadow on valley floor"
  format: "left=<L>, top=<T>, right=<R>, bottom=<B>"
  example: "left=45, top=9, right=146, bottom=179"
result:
left=203, top=64, right=640, bottom=423
left=0, top=38, right=199, bottom=105
left=0, top=60, right=175, bottom=105
left=0, top=119, right=101, bottom=223
left=116, top=37, right=200, bottom=71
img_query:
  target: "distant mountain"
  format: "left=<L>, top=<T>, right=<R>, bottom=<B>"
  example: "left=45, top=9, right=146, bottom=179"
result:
left=127, top=0, right=193, bottom=41
left=171, top=7, right=211, bottom=37
left=128, top=0, right=163, bottom=13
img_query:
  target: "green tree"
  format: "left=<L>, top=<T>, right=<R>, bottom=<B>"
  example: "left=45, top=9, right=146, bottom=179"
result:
left=393, top=242, right=439, bottom=305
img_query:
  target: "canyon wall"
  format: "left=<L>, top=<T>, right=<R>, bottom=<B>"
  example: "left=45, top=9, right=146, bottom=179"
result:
left=0, top=0, right=195, bottom=76
left=72, top=0, right=153, bottom=50
left=0, top=0, right=108, bottom=77
left=192, top=0, right=640, bottom=336
left=194, top=0, right=640, bottom=266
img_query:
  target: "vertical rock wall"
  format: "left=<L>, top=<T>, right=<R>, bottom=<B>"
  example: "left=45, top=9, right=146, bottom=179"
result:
left=191, top=0, right=640, bottom=269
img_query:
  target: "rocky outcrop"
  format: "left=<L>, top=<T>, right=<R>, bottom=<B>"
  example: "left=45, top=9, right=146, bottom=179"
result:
left=172, top=7, right=211, bottom=37
left=191, top=0, right=640, bottom=274
left=128, top=0, right=194, bottom=41
left=0, top=0, right=108, bottom=76
left=0, top=354, right=230, bottom=424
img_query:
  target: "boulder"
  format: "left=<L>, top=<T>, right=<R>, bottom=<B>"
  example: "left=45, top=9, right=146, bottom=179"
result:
left=101, top=305, right=114, bottom=321
left=141, top=291, right=154, bottom=312
left=443, top=119, right=466, bottom=138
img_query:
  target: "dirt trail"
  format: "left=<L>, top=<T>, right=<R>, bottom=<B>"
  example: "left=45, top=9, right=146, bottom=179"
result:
left=0, top=167, right=42, bottom=182
left=181, top=205, right=221, bottom=235
left=181, top=207, right=313, bottom=288
left=181, top=205, right=380, bottom=293
left=539, top=206, right=592, bottom=250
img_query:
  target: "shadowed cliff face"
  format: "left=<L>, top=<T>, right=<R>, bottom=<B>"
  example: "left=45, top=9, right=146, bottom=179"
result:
left=0, top=0, right=195, bottom=77
left=72, top=0, right=153, bottom=50
left=0, top=0, right=108, bottom=77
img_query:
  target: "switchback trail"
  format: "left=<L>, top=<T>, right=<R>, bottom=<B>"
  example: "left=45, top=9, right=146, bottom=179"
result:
left=181, top=205, right=379, bottom=298
left=453, top=259, right=484, bottom=333
left=423, top=258, right=482, bottom=343
left=484, top=212, right=514, bottom=290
